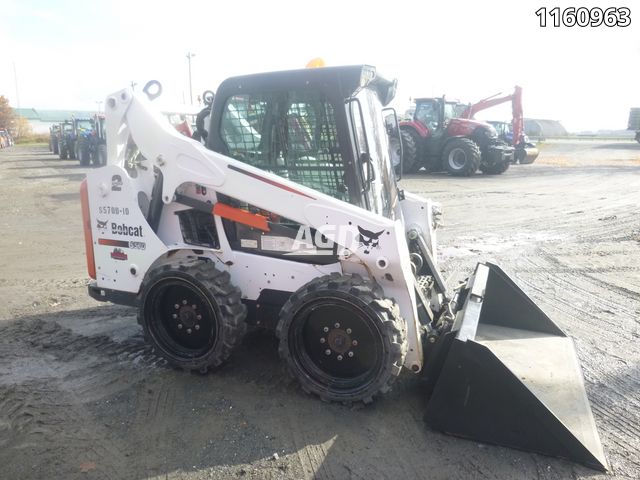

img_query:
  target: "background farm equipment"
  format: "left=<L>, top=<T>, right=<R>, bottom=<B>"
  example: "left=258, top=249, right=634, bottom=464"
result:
left=399, top=97, right=513, bottom=175
left=628, top=108, right=640, bottom=143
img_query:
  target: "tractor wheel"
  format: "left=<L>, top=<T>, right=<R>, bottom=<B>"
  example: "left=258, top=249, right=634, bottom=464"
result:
left=400, top=128, right=421, bottom=174
left=53, top=140, right=59, bottom=155
left=480, top=159, right=510, bottom=175
left=277, top=273, right=407, bottom=404
left=79, top=145, right=90, bottom=166
left=69, top=143, right=76, bottom=160
left=442, top=138, right=481, bottom=176
left=59, top=144, right=68, bottom=160
left=442, top=138, right=482, bottom=177
left=98, top=144, right=107, bottom=166
left=138, top=259, right=247, bottom=372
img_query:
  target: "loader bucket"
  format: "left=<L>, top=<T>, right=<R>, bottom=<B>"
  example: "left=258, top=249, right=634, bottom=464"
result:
left=424, top=263, right=607, bottom=471
left=517, top=146, right=539, bottom=164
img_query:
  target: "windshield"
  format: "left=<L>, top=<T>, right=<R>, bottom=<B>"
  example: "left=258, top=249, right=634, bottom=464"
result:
left=76, top=120, right=93, bottom=130
left=352, top=88, right=396, bottom=219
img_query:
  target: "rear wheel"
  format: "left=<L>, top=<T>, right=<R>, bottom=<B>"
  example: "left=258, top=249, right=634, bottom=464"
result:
left=79, top=144, right=90, bottom=166
left=442, top=138, right=480, bottom=176
left=277, top=273, right=407, bottom=404
left=59, top=143, right=68, bottom=160
left=399, top=128, right=421, bottom=174
left=52, top=139, right=59, bottom=155
left=98, top=144, right=107, bottom=166
left=138, top=259, right=247, bottom=372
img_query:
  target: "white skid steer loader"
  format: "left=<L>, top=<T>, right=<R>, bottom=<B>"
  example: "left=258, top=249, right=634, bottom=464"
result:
left=81, top=66, right=607, bottom=470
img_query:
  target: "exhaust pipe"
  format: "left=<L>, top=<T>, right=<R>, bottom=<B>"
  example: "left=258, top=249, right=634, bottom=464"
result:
left=424, top=263, right=607, bottom=471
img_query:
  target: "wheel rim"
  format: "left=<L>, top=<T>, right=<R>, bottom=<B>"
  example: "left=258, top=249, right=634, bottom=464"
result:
left=289, top=298, right=384, bottom=394
left=448, top=148, right=467, bottom=170
left=145, top=278, right=218, bottom=359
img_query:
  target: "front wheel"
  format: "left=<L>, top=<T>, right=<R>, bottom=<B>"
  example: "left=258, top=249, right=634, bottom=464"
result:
left=138, top=259, right=247, bottom=372
left=277, top=273, right=407, bottom=404
left=480, top=159, right=510, bottom=175
left=442, top=138, right=481, bottom=176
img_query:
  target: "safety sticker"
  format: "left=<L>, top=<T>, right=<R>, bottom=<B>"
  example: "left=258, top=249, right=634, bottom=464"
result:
left=240, top=239, right=258, bottom=249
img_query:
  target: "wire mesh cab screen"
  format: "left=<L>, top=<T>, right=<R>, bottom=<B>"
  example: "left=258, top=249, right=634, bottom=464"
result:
left=220, top=91, right=350, bottom=202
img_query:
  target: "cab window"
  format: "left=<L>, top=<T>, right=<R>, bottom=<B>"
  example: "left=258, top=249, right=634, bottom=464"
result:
left=220, top=91, right=350, bottom=202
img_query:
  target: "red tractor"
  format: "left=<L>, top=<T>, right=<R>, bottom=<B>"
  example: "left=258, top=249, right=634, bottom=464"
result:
left=399, top=97, right=514, bottom=176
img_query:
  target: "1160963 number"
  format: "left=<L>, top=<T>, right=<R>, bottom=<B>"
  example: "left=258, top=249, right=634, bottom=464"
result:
left=535, top=7, right=631, bottom=27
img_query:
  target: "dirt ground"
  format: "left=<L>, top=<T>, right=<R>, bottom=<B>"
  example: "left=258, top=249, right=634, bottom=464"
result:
left=0, top=140, right=639, bottom=480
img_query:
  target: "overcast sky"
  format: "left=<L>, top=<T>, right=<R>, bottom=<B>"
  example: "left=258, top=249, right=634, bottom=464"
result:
left=1, top=0, right=638, bottom=131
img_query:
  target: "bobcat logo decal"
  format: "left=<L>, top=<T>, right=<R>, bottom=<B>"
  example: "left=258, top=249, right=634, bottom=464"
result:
left=357, top=226, right=384, bottom=254
left=96, top=219, right=108, bottom=229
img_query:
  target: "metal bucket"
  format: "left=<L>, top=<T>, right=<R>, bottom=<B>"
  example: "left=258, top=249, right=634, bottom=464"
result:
left=424, top=263, right=607, bottom=471
left=516, top=145, right=539, bottom=164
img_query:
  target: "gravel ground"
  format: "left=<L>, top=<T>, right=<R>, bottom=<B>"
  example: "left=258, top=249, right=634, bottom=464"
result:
left=0, top=141, right=639, bottom=479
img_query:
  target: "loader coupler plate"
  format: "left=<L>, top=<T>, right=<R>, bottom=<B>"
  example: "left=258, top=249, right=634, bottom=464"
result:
left=424, top=263, right=607, bottom=471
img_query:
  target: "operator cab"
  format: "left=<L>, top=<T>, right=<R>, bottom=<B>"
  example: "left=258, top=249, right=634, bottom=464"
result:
left=206, top=65, right=399, bottom=220
left=413, top=97, right=468, bottom=134
left=196, top=65, right=400, bottom=265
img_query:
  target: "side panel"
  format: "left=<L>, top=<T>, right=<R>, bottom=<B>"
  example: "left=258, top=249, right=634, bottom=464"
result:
left=86, top=165, right=168, bottom=293
left=446, top=118, right=484, bottom=137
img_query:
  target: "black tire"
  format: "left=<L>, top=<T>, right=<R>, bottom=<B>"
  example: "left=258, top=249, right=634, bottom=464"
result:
left=138, top=258, right=247, bottom=372
left=69, top=142, right=77, bottom=160
left=97, top=144, right=107, bottom=166
left=442, top=138, right=481, bottom=176
left=480, top=159, right=510, bottom=175
left=52, top=139, right=59, bottom=155
left=59, top=143, right=68, bottom=160
left=277, top=273, right=407, bottom=404
left=399, top=128, right=421, bottom=174
left=79, top=145, right=90, bottom=166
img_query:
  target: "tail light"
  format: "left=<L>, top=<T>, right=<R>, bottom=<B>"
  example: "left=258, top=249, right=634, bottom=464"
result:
left=80, top=179, right=96, bottom=279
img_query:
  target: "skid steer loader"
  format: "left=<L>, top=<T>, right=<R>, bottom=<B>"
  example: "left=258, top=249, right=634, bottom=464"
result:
left=81, top=65, right=607, bottom=470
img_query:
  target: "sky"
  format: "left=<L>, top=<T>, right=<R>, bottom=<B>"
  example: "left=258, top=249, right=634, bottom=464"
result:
left=0, top=0, right=638, bottom=132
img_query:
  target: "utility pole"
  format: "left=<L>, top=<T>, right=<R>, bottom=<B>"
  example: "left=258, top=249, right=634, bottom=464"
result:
left=12, top=62, right=20, bottom=108
left=186, top=52, right=195, bottom=104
